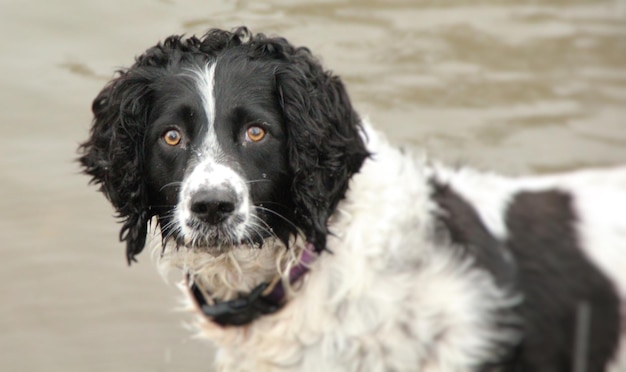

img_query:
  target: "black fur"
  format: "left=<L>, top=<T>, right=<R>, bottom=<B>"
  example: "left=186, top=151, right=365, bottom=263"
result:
left=431, top=184, right=621, bottom=371
left=78, top=27, right=369, bottom=263
left=504, top=190, right=620, bottom=372
left=431, top=181, right=517, bottom=286
left=431, top=181, right=520, bottom=370
left=274, top=46, right=368, bottom=253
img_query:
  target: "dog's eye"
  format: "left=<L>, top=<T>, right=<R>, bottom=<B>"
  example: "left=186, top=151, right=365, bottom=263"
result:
left=163, top=129, right=182, bottom=146
left=245, top=126, right=266, bottom=143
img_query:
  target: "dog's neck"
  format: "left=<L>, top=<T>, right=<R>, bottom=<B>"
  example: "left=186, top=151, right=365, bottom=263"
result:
left=151, top=122, right=383, bottom=323
left=183, top=242, right=318, bottom=325
left=154, top=233, right=306, bottom=301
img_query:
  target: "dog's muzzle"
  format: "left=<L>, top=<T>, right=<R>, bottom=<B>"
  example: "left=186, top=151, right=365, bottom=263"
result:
left=176, top=160, right=251, bottom=250
left=189, top=186, right=238, bottom=225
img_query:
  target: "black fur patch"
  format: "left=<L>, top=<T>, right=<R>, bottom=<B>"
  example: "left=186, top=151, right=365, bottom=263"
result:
left=504, top=190, right=620, bottom=372
left=431, top=182, right=516, bottom=286
left=432, top=184, right=621, bottom=371
left=432, top=181, right=521, bottom=370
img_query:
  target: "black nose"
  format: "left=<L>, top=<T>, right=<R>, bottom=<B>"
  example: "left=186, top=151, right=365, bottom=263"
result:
left=189, top=188, right=237, bottom=225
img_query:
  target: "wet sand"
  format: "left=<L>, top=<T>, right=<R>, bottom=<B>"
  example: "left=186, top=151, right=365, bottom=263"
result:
left=1, top=0, right=625, bottom=370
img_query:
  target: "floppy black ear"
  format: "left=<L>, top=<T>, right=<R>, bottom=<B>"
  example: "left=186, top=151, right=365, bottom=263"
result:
left=79, top=70, right=155, bottom=264
left=78, top=35, right=234, bottom=264
left=273, top=43, right=370, bottom=252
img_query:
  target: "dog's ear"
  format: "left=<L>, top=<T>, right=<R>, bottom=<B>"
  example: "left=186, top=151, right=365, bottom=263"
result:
left=77, top=30, right=254, bottom=264
left=79, top=69, right=155, bottom=264
left=272, top=42, right=370, bottom=252
left=79, top=36, right=224, bottom=264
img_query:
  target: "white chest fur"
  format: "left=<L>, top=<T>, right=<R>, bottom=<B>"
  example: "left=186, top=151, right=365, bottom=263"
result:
left=168, top=129, right=519, bottom=371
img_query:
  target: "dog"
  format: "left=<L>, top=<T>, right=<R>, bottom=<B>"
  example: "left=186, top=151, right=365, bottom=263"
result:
left=79, top=27, right=626, bottom=371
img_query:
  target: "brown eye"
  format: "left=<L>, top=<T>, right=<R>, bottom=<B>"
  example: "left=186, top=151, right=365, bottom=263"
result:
left=245, top=126, right=266, bottom=142
left=163, top=129, right=182, bottom=146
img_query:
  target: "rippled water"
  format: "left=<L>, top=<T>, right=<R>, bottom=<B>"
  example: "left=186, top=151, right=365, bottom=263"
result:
left=2, top=0, right=625, bottom=370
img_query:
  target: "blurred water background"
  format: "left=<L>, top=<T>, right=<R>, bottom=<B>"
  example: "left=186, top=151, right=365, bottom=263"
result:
left=1, top=0, right=625, bottom=370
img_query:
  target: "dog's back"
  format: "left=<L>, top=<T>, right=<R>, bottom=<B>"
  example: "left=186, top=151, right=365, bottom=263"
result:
left=433, top=165, right=626, bottom=371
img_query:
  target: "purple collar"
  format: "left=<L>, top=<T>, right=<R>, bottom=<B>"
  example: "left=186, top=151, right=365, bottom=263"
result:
left=261, top=243, right=317, bottom=303
left=188, top=243, right=318, bottom=326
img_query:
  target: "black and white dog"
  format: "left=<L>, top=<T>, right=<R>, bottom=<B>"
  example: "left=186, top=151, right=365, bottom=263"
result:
left=80, top=27, right=626, bottom=371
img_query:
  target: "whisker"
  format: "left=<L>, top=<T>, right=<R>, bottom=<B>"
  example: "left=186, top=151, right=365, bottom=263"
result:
left=249, top=213, right=274, bottom=232
left=245, top=179, right=272, bottom=185
left=254, top=206, right=299, bottom=231
left=250, top=216, right=278, bottom=242
left=254, top=200, right=290, bottom=209
left=157, top=210, right=182, bottom=245
left=188, top=143, right=203, bottom=158
left=248, top=215, right=278, bottom=241
left=159, top=181, right=183, bottom=192
left=149, top=204, right=178, bottom=209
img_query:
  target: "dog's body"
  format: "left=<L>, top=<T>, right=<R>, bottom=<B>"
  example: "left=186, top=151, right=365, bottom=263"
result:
left=80, top=28, right=626, bottom=371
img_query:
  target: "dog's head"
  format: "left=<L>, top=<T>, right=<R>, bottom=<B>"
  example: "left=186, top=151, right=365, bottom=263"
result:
left=79, top=27, right=369, bottom=263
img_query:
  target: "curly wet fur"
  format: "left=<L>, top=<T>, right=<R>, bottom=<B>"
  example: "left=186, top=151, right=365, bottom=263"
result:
left=80, top=27, right=626, bottom=371
left=79, top=28, right=369, bottom=263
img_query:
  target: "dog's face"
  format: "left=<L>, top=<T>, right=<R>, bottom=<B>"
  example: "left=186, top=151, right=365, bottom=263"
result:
left=144, top=56, right=292, bottom=255
left=79, top=28, right=369, bottom=263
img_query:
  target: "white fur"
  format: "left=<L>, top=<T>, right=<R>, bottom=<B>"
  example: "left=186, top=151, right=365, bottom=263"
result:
left=175, top=62, right=272, bottom=256
left=153, top=123, right=626, bottom=371
left=195, top=63, right=219, bottom=155
left=156, top=125, right=521, bottom=371
left=434, top=165, right=626, bottom=301
left=431, top=167, right=514, bottom=240
left=176, top=159, right=252, bottom=254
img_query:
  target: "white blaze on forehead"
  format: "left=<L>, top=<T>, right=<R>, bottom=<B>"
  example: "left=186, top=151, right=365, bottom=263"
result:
left=193, top=62, right=220, bottom=157
left=175, top=61, right=256, bottom=246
